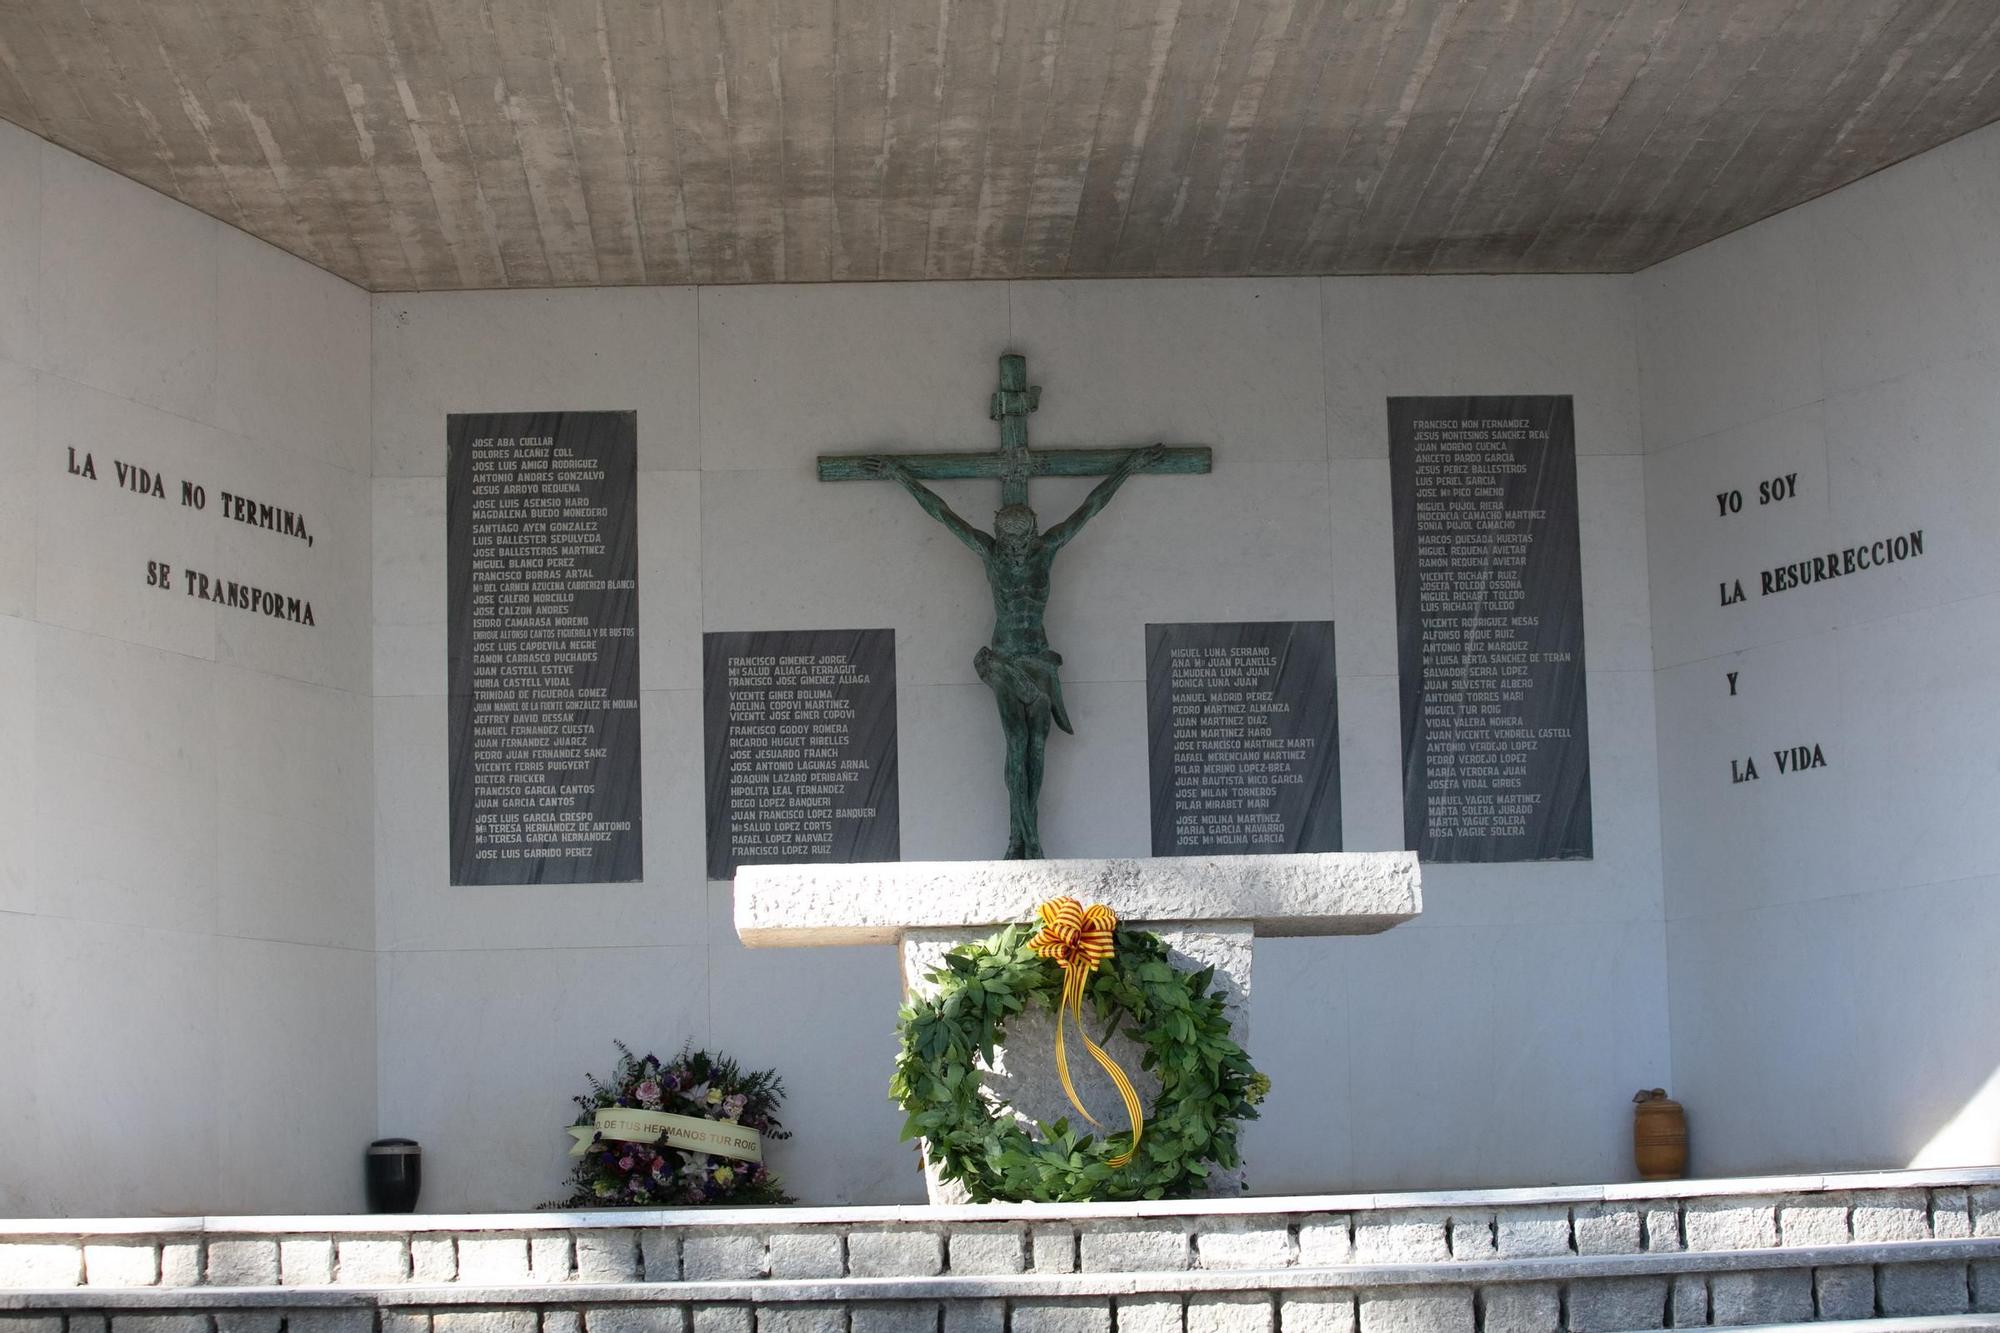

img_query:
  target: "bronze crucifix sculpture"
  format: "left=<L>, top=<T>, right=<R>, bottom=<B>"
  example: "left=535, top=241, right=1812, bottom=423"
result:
left=818, top=353, right=1211, bottom=859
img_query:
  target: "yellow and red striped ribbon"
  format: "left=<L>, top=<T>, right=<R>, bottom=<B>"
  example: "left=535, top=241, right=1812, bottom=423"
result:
left=1028, top=896, right=1143, bottom=1167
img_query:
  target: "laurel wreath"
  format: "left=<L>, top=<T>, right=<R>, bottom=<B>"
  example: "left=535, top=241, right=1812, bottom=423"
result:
left=890, top=920, right=1268, bottom=1203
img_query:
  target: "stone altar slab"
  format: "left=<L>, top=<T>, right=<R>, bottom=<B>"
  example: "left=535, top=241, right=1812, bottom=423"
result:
left=734, top=851, right=1421, bottom=1202
left=733, top=851, right=1420, bottom=947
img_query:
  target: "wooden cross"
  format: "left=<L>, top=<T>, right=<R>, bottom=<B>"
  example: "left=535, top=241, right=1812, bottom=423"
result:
left=817, top=353, right=1211, bottom=500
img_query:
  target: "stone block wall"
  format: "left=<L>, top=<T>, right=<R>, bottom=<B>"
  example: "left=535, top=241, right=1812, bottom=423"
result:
left=4, top=1171, right=1999, bottom=1332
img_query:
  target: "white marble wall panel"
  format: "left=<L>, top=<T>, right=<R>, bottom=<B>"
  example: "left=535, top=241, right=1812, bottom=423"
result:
left=1654, top=634, right=1857, bottom=921
left=213, top=226, right=372, bottom=475
left=31, top=626, right=218, bottom=930
left=1238, top=933, right=1357, bottom=1191
left=1834, top=874, right=2000, bottom=1169
left=0, top=615, right=33, bottom=915
left=1322, top=275, right=1642, bottom=458
left=637, top=688, right=712, bottom=892
left=1821, top=351, right=2000, bottom=629
left=35, top=376, right=223, bottom=660
left=702, top=883, right=916, bottom=1204
left=1578, top=455, right=1655, bottom=671
left=213, top=665, right=372, bottom=836
left=34, top=735, right=217, bottom=931
left=1644, top=405, right=1836, bottom=669
left=637, top=470, right=703, bottom=690
left=1807, top=150, right=2000, bottom=397
left=372, top=476, right=446, bottom=697
left=1328, top=459, right=1398, bottom=678
left=210, top=432, right=373, bottom=694
left=1936, top=126, right=2000, bottom=355
left=0, top=910, right=373, bottom=1216
left=0, top=123, right=37, bottom=368
left=898, top=680, right=1151, bottom=863
left=212, top=938, right=375, bottom=1212
left=0, top=357, right=35, bottom=618
left=1008, top=279, right=1328, bottom=462
left=1667, top=874, right=2000, bottom=1176
left=1333, top=916, right=1670, bottom=1190
left=0, top=130, right=378, bottom=1216
left=33, top=375, right=372, bottom=690
left=1644, top=120, right=2000, bottom=1177
left=894, top=683, right=1010, bottom=861
left=216, top=803, right=374, bottom=952
left=1836, top=593, right=2000, bottom=895
left=0, top=913, right=36, bottom=1215
left=371, top=287, right=699, bottom=476
left=37, top=145, right=219, bottom=423
left=1637, top=207, right=1823, bottom=451
left=1036, top=681, right=1150, bottom=859
left=377, top=943, right=711, bottom=1212
left=1664, top=900, right=1872, bottom=1176
left=698, top=283, right=1010, bottom=471
left=376, top=271, right=1664, bottom=1206
left=371, top=693, right=451, bottom=904
left=1333, top=674, right=1403, bottom=852
left=18, top=916, right=222, bottom=1216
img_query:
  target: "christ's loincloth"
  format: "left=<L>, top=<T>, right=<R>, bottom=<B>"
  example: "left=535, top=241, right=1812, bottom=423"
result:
left=974, top=645, right=1074, bottom=735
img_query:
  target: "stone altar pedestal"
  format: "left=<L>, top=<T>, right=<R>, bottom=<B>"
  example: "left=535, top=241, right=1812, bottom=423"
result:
left=734, top=851, right=1422, bottom=1203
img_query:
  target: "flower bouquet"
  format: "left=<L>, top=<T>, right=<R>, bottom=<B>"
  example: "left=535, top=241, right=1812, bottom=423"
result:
left=552, top=1041, right=793, bottom=1207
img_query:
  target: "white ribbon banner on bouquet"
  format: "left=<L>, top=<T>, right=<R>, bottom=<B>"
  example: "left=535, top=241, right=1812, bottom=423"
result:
left=565, top=1108, right=763, bottom=1163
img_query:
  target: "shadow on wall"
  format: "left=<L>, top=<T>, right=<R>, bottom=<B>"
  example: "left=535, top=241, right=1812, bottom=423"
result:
left=1911, top=1065, right=2000, bottom=1169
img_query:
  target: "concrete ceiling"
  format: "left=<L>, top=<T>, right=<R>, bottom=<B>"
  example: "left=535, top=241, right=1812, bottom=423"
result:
left=2, top=1, right=1997, bottom=292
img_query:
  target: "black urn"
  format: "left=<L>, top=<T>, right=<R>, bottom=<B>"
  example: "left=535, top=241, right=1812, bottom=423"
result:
left=364, top=1138, right=423, bottom=1213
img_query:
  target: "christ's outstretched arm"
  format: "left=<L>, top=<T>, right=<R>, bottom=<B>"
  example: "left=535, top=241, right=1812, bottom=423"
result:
left=861, top=456, right=994, bottom=555
left=1042, top=443, right=1166, bottom=553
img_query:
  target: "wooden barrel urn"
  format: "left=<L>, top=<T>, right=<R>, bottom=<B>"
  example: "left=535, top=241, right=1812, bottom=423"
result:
left=1633, top=1088, right=1687, bottom=1179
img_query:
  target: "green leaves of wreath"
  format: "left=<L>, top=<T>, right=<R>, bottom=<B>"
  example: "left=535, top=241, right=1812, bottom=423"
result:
left=890, top=920, right=1269, bottom=1203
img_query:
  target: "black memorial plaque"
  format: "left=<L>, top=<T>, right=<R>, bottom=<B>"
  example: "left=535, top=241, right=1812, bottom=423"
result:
left=704, top=629, right=899, bottom=880
left=1390, top=395, right=1592, bottom=862
left=1146, top=621, right=1341, bottom=857
left=447, top=411, right=642, bottom=885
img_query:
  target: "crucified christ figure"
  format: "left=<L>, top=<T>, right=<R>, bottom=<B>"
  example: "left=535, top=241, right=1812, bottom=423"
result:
left=861, top=442, right=1166, bottom=859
